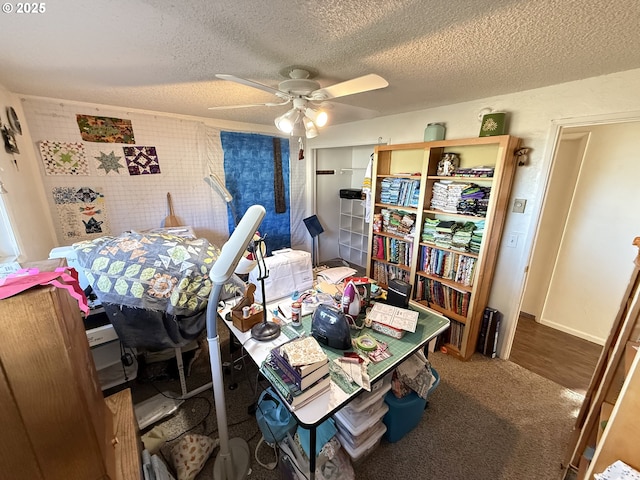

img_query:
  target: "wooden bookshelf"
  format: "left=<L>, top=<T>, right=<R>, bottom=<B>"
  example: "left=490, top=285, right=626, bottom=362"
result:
left=366, top=135, right=521, bottom=360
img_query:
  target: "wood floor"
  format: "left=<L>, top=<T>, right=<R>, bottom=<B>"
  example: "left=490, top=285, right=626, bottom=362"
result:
left=509, top=315, right=603, bottom=395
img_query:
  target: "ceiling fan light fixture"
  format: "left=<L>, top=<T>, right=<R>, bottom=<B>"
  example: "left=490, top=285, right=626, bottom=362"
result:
left=304, top=107, right=328, bottom=128
left=305, top=122, right=319, bottom=139
left=291, top=115, right=306, bottom=137
left=274, top=109, right=298, bottom=134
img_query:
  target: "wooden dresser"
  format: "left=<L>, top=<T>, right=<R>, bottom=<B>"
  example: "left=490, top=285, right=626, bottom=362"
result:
left=0, top=261, right=141, bottom=480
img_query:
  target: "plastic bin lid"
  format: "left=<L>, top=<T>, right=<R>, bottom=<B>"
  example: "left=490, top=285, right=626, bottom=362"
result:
left=347, top=380, right=392, bottom=412
left=336, top=421, right=387, bottom=461
left=335, top=401, right=388, bottom=437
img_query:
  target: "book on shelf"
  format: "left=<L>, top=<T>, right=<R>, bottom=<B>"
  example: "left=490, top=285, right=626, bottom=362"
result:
left=271, top=346, right=330, bottom=390
left=261, top=354, right=331, bottom=409
left=479, top=307, right=501, bottom=358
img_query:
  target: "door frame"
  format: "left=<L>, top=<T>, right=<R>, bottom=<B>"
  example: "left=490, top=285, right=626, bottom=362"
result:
left=503, top=110, right=640, bottom=359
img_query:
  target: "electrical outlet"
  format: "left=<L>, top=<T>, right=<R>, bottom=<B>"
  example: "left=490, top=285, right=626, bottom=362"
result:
left=513, top=198, right=527, bottom=213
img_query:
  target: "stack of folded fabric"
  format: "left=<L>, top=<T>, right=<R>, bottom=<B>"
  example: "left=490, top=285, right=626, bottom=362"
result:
left=431, top=182, right=470, bottom=213
left=421, top=218, right=440, bottom=243
left=457, top=184, right=491, bottom=216
left=470, top=219, right=486, bottom=254
left=434, top=220, right=458, bottom=249
left=451, top=221, right=476, bottom=252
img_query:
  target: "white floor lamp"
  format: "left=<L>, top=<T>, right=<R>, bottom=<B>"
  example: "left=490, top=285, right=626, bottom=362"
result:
left=205, top=204, right=266, bottom=480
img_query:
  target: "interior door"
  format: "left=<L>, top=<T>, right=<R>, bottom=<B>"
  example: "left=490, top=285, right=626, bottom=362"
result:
left=531, top=122, right=640, bottom=344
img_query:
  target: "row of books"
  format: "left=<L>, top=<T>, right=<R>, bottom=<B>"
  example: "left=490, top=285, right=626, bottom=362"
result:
left=418, top=245, right=477, bottom=287
left=260, top=336, right=331, bottom=409
left=477, top=307, right=501, bottom=358
left=414, top=277, right=471, bottom=317
left=447, top=320, right=464, bottom=349
left=371, top=260, right=411, bottom=286
left=379, top=178, right=420, bottom=207
left=372, top=235, right=413, bottom=266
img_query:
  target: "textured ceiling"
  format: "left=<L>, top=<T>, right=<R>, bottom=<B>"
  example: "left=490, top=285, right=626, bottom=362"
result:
left=1, top=0, right=640, bottom=127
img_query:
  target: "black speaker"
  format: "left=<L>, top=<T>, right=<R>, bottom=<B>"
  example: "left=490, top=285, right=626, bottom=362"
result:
left=387, top=279, right=412, bottom=309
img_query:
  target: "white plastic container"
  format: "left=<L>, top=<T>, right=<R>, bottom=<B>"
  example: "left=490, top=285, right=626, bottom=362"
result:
left=336, top=421, right=387, bottom=466
left=334, top=402, right=389, bottom=449
left=345, top=372, right=392, bottom=413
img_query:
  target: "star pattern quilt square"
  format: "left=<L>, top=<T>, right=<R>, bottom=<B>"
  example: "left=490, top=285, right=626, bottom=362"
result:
left=39, top=141, right=88, bottom=175
left=52, top=186, right=110, bottom=240
left=87, top=147, right=126, bottom=175
left=123, top=146, right=161, bottom=175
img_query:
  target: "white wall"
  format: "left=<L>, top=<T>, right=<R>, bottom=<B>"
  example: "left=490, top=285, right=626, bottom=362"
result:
left=541, top=122, right=640, bottom=344
left=8, top=95, right=308, bottom=261
left=521, top=134, right=587, bottom=318
left=0, top=87, right=57, bottom=261
left=309, top=67, right=640, bottom=358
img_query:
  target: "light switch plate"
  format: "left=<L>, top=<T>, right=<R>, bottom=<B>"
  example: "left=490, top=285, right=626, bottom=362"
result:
left=513, top=198, right=527, bottom=213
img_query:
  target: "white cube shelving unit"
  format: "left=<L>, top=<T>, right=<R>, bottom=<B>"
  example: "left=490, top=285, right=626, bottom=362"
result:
left=339, top=198, right=369, bottom=267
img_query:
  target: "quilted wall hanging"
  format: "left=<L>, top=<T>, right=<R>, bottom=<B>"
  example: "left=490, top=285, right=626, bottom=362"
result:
left=86, top=147, right=126, bottom=175
left=123, top=146, right=161, bottom=175
left=52, top=186, right=110, bottom=240
left=220, top=131, right=290, bottom=254
left=76, top=114, right=135, bottom=144
left=39, top=141, right=89, bottom=175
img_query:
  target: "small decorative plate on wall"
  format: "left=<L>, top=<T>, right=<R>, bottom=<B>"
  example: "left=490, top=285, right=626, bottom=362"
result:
left=6, top=106, right=22, bottom=135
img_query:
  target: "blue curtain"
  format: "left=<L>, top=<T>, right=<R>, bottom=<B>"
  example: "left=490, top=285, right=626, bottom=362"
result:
left=220, top=131, right=291, bottom=254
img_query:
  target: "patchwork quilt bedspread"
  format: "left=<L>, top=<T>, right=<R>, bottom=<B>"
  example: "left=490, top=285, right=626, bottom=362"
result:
left=74, top=231, right=244, bottom=317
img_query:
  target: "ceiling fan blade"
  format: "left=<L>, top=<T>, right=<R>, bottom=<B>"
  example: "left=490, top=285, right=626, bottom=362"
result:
left=208, top=100, right=289, bottom=110
left=215, top=74, right=284, bottom=96
left=310, top=74, right=389, bottom=100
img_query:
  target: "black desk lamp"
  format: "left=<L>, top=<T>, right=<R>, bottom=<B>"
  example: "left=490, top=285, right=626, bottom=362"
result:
left=250, top=236, right=281, bottom=341
left=205, top=204, right=265, bottom=480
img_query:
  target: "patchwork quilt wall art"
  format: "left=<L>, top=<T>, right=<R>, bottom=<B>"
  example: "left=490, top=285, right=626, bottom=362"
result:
left=76, top=114, right=135, bottom=144
left=52, top=186, right=110, bottom=240
left=39, top=141, right=89, bottom=175
left=123, top=146, right=161, bottom=175
left=86, top=147, right=126, bottom=175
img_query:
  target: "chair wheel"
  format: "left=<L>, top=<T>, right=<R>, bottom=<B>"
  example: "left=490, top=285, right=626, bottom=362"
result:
left=228, top=383, right=238, bottom=390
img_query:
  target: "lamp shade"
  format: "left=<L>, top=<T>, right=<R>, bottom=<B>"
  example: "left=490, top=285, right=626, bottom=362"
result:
left=274, top=108, right=298, bottom=134
left=305, top=107, right=328, bottom=127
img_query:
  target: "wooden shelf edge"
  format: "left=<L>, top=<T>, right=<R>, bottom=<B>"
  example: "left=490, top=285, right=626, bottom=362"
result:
left=105, top=388, right=142, bottom=480
left=414, top=301, right=468, bottom=324
left=415, top=271, right=474, bottom=293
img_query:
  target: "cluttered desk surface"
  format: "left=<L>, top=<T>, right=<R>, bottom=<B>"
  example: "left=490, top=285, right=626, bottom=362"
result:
left=220, top=294, right=449, bottom=428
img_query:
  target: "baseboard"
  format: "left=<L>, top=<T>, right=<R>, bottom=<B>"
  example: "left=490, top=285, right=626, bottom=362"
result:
left=539, top=318, right=605, bottom=345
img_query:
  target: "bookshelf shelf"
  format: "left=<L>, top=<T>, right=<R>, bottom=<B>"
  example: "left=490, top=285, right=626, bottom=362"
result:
left=415, top=272, right=474, bottom=292
left=418, top=242, right=479, bottom=259
left=366, top=135, right=521, bottom=360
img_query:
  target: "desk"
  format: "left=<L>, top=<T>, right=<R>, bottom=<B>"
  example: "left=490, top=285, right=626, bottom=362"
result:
left=220, top=299, right=449, bottom=478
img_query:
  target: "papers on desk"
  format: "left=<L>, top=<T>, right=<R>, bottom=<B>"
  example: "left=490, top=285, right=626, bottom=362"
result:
left=366, top=302, right=419, bottom=333
left=334, top=358, right=371, bottom=391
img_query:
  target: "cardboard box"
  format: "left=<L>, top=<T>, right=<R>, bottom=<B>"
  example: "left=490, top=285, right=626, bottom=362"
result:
left=625, top=341, right=640, bottom=376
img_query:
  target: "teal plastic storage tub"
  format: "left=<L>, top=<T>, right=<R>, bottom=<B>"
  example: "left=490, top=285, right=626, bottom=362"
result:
left=383, top=367, right=439, bottom=443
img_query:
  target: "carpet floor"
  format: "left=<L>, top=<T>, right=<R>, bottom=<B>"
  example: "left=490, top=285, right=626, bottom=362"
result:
left=127, top=318, right=583, bottom=480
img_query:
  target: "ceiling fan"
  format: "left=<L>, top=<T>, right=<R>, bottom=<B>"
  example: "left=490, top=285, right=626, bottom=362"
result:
left=209, top=65, right=388, bottom=138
